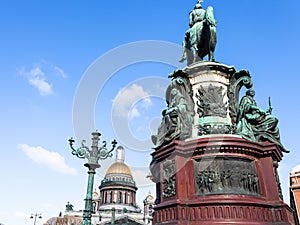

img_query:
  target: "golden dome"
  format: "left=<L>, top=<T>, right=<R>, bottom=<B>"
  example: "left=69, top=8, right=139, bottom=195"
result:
left=144, top=192, right=154, bottom=202
left=106, top=161, right=132, bottom=176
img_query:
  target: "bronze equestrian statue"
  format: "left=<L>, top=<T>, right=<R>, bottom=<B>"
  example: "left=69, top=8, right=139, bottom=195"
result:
left=179, top=1, right=217, bottom=65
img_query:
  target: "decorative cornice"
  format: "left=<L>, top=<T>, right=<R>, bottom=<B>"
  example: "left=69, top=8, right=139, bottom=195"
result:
left=152, top=136, right=283, bottom=162
left=184, top=61, right=236, bottom=78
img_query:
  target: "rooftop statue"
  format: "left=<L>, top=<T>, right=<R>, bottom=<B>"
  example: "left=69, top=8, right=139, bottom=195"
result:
left=65, top=201, right=74, bottom=211
left=179, top=0, right=217, bottom=65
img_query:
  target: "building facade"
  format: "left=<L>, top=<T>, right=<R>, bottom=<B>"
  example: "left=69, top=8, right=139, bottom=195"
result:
left=290, top=164, right=300, bottom=224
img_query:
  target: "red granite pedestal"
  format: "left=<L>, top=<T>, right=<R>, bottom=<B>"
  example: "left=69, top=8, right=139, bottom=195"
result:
left=151, top=136, right=295, bottom=225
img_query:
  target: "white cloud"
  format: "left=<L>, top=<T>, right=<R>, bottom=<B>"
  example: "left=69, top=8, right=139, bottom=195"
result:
left=19, top=66, right=53, bottom=96
left=113, top=84, right=152, bottom=119
left=131, top=169, right=153, bottom=188
left=28, top=70, right=53, bottom=96
left=18, top=144, right=78, bottom=175
left=129, top=106, right=140, bottom=119
left=18, top=61, right=68, bottom=96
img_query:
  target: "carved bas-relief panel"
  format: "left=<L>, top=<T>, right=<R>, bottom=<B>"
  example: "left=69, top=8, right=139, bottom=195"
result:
left=196, top=84, right=235, bottom=135
left=162, top=159, right=176, bottom=198
left=197, top=84, right=228, bottom=118
left=194, top=157, right=260, bottom=196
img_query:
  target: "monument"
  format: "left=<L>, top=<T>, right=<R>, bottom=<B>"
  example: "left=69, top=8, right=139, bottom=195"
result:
left=150, top=1, right=295, bottom=224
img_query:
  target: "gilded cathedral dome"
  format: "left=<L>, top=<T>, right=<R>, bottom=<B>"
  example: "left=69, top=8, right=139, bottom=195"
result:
left=106, top=161, right=132, bottom=176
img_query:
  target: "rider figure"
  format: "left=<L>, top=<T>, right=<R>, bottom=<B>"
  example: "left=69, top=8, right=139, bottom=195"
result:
left=189, top=1, right=206, bottom=28
left=179, top=1, right=206, bottom=62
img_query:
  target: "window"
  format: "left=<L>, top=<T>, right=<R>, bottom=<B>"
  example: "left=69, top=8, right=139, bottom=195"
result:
left=124, top=192, right=127, bottom=204
left=118, top=191, right=122, bottom=203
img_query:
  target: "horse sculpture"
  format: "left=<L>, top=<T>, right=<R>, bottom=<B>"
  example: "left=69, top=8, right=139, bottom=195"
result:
left=180, top=6, right=217, bottom=65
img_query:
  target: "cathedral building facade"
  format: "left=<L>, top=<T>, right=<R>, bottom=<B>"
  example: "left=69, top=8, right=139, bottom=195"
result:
left=51, top=146, right=153, bottom=225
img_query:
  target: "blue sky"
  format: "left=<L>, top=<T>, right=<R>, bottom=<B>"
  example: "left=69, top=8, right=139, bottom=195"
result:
left=1, top=1, right=300, bottom=224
